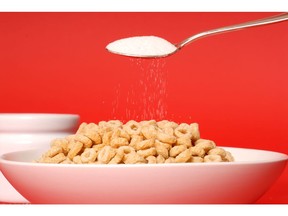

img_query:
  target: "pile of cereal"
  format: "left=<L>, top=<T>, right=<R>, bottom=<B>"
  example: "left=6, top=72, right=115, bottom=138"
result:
left=35, top=120, right=234, bottom=164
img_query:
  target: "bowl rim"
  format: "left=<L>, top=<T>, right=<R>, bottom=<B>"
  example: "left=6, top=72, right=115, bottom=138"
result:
left=0, top=146, right=287, bottom=168
left=0, top=113, right=80, bottom=119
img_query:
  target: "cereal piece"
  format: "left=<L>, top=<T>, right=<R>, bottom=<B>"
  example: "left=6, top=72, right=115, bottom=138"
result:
left=98, top=121, right=113, bottom=137
left=81, top=148, right=97, bottom=163
left=118, top=146, right=136, bottom=154
left=137, top=147, right=157, bottom=158
left=109, top=149, right=125, bottom=164
left=97, top=146, right=117, bottom=164
left=44, top=146, right=63, bottom=158
left=67, top=141, right=83, bottom=160
left=134, top=138, right=155, bottom=150
left=76, top=122, right=88, bottom=134
left=194, top=139, right=216, bottom=153
left=73, top=155, right=83, bottom=164
left=190, top=156, right=204, bottom=163
left=208, top=147, right=227, bottom=159
left=175, top=149, right=191, bottom=163
left=155, top=140, right=169, bottom=159
left=102, top=130, right=113, bottom=145
left=50, top=138, right=69, bottom=154
left=60, top=158, right=74, bottom=164
left=98, top=121, right=108, bottom=128
left=141, top=125, right=157, bottom=139
left=139, top=120, right=157, bottom=127
left=107, top=120, right=123, bottom=128
left=156, top=120, right=170, bottom=129
left=157, top=120, right=178, bottom=129
left=176, top=136, right=192, bottom=148
left=165, top=157, right=176, bottom=163
left=190, top=123, right=200, bottom=142
left=174, top=123, right=193, bottom=139
left=112, top=128, right=131, bottom=141
left=110, top=137, right=129, bottom=148
left=156, top=132, right=176, bottom=144
left=204, top=155, right=222, bottom=162
left=123, top=120, right=141, bottom=135
left=163, top=143, right=172, bottom=151
left=43, top=153, right=66, bottom=164
left=224, top=151, right=234, bottom=162
left=82, top=131, right=102, bottom=145
left=123, top=152, right=147, bottom=164
left=189, top=146, right=205, bottom=157
left=146, top=156, right=157, bottom=164
left=85, top=122, right=99, bottom=131
left=169, top=145, right=187, bottom=157
left=76, top=134, right=93, bottom=148
left=129, top=135, right=144, bottom=149
left=156, top=155, right=165, bottom=163
left=162, top=127, right=174, bottom=136
left=92, top=143, right=106, bottom=152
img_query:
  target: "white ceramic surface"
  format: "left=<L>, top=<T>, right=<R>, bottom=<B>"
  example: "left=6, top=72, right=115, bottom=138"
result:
left=0, top=147, right=287, bottom=204
left=0, top=113, right=80, bottom=203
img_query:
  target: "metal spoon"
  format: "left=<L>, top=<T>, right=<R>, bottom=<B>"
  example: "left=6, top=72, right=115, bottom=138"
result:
left=106, top=13, right=288, bottom=58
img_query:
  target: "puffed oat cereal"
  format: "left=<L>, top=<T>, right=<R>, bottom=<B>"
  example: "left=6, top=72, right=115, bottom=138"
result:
left=35, top=120, right=234, bottom=164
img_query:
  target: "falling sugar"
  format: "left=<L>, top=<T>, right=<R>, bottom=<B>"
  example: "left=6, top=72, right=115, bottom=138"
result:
left=125, top=58, right=168, bottom=120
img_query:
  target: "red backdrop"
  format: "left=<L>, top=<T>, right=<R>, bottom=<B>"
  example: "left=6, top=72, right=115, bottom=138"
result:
left=0, top=12, right=287, bottom=203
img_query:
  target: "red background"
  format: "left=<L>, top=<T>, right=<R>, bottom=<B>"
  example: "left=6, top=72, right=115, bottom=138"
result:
left=0, top=12, right=287, bottom=203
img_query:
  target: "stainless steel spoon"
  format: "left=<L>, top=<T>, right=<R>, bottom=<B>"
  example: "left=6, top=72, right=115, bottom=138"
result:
left=106, top=13, right=288, bottom=58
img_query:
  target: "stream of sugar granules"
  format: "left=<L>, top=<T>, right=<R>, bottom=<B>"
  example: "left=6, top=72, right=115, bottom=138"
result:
left=112, top=58, right=168, bottom=121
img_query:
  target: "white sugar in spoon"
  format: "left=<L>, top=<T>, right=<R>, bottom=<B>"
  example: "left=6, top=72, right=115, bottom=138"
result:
left=106, top=13, right=288, bottom=58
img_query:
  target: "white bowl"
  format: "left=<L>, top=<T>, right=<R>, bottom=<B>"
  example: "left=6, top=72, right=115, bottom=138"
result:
left=0, top=147, right=287, bottom=204
left=0, top=113, right=80, bottom=203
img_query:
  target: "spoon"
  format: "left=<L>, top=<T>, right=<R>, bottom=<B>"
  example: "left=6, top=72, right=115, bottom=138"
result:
left=106, top=13, right=288, bottom=58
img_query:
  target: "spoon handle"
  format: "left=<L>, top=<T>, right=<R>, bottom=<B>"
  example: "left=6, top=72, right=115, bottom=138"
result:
left=177, top=13, right=288, bottom=48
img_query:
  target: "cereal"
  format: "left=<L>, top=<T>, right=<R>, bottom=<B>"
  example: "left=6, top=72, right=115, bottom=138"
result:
left=81, top=148, right=97, bottom=163
left=110, top=137, right=129, bottom=148
left=109, top=149, right=124, bottom=164
left=146, top=156, right=157, bottom=164
left=45, top=146, right=63, bottom=158
left=176, top=136, right=192, bottom=148
left=155, top=140, right=169, bottom=159
left=123, top=152, right=147, bottom=164
left=156, top=132, right=176, bottom=144
left=134, top=138, right=154, bottom=150
left=190, top=156, right=204, bottom=163
left=194, top=139, right=216, bottom=153
left=169, top=145, right=187, bottom=157
left=165, top=157, right=176, bottom=163
left=224, top=151, right=234, bottom=162
left=141, top=125, right=157, bottom=139
left=67, top=141, right=83, bottom=160
left=189, top=146, right=205, bottom=158
left=50, top=138, right=69, bottom=154
left=156, top=155, right=166, bottom=163
left=73, top=155, right=83, bottom=164
left=123, top=120, right=141, bottom=135
left=208, top=147, right=227, bottom=159
left=137, top=147, right=157, bottom=158
left=42, top=153, right=66, bottom=164
left=174, top=123, right=193, bottom=139
left=97, top=146, right=117, bottom=164
left=190, top=123, right=200, bottom=142
left=204, top=155, right=223, bottom=162
left=175, top=149, right=191, bottom=163
left=35, top=120, right=234, bottom=164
